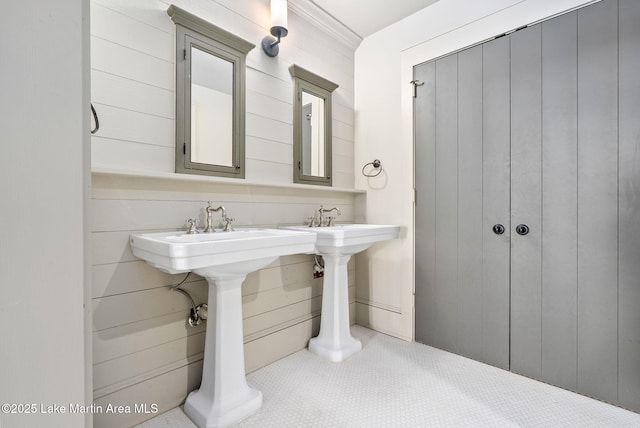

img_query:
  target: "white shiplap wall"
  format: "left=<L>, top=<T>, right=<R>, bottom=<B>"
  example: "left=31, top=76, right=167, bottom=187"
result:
left=90, top=0, right=358, bottom=426
left=91, top=0, right=355, bottom=186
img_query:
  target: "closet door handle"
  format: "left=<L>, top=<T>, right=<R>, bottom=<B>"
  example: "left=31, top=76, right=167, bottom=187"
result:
left=516, top=224, right=529, bottom=236
left=492, top=224, right=505, bottom=235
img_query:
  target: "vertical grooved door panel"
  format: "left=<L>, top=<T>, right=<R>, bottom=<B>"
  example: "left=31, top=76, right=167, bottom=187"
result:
left=414, top=62, right=437, bottom=346
left=481, top=37, right=511, bottom=370
left=618, top=0, right=640, bottom=411
left=434, top=55, right=459, bottom=353
left=540, top=11, right=579, bottom=391
left=510, top=25, right=543, bottom=379
left=457, top=45, right=484, bottom=361
left=576, top=0, right=619, bottom=404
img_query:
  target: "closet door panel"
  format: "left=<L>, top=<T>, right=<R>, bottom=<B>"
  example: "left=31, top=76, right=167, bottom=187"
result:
left=482, top=37, right=511, bottom=370
left=576, top=0, right=619, bottom=404
left=433, top=55, right=459, bottom=353
left=457, top=45, right=484, bottom=361
left=414, top=62, right=437, bottom=346
left=510, top=25, right=542, bottom=380
left=540, top=11, right=578, bottom=391
left=618, top=0, right=640, bottom=412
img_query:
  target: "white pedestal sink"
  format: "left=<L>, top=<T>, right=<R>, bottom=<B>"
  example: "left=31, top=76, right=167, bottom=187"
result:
left=130, top=229, right=316, bottom=427
left=281, top=224, right=400, bottom=362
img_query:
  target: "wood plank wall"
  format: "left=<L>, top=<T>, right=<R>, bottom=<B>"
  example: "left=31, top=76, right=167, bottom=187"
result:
left=90, top=0, right=355, bottom=186
left=90, top=1, right=358, bottom=426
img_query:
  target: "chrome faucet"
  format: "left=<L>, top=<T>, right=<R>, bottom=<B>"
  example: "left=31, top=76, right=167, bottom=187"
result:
left=204, top=201, right=226, bottom=233
left=316, top=205, right=341, bottom=227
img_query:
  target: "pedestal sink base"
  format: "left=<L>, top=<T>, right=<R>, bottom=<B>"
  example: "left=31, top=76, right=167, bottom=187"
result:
left=184, top=387, right=262, bottom=428
left=309, top=335, right=362, bottom=362
left=280, top=225, right=400, bottom=363
left=308, top=253, right=362, bottom=363
left=184, top=275, right=263, bottom=428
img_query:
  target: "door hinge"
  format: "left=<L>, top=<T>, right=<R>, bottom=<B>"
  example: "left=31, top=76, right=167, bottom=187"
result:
left=410, top=80, right=424, bottom=98
left=183, top=143, right=186, bottom=154
left=298, top=161, right=301, bottom=170
left=183, top=49, right=187, bottom=60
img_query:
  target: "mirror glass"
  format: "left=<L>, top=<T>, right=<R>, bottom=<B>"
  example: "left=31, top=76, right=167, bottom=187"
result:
left=301, top=91, right=325, bottom=177
left=190, top=46, right=233, bottom=167
left=168, top=4, right=254, bottom=178
left=290, top=65, right=338, bottom=186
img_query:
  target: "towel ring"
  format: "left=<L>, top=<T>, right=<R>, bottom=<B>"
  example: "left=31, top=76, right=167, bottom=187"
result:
left=362, top=159, right=383, bottom=177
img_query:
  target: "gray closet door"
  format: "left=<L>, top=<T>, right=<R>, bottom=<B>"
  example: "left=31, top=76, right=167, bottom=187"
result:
left=576, top=0, right=619, bottom=403
left=414, top=0, right=640, bottom=412
left=539, top=11, right=578, bottom=392
left=618, top=0, right=640, bottom=411
left=509, top=23, right=543, bottom=380
left=480, top=37, right=511, bottom=370
left=457, top=45, right=484, bottom=363
left=414, top=36, right=511, bottom=369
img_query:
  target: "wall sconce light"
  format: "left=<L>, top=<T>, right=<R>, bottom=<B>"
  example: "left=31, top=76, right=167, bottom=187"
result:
left=262, top=0, right=288, bottom=57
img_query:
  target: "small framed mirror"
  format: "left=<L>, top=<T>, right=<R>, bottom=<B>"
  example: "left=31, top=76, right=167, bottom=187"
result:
left=289, top=65, right=338, bottom=186
left=168, top=5, right=254, bottom=178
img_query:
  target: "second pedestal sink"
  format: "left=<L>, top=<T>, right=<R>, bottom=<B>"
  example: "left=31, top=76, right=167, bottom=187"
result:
left=130, top=228, right=316, bottom=428
left=281, top=224, right=400, bottom=362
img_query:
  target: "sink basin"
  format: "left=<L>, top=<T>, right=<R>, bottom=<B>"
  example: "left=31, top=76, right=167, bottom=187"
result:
left=130, top=228, right=316, bottom=276
left=282, top=224, right=400, bottom=255
left=130, top=228, right=316, bottom=427
left=281, top=224, right=400, bottom=362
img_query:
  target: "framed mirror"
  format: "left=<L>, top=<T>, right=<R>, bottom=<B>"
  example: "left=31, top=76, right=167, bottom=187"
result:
left=168, top=5, right=254, bottom=178
left=289, top=65, right=338, bottom=186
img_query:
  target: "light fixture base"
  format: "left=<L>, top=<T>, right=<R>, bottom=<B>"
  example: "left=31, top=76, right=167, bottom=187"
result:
left=262, top=36, right=279, bottom=57
left=270, top=25, right=288, bottom=39
left=262, top=26, right=287, bottom=57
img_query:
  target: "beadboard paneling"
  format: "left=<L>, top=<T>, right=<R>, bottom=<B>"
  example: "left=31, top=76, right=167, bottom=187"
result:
left=91, top=2, right=174, bottom=61
left=93, top=0, right=173, bottom=32
left=93, top=332, right=206, bottom=393
left=93, top=360, right=203, bottom=428
left=91, top=71, right=173, bottom=119
left=246, top=136, right=292, bottom=164
left=91, top=103, right=174, bottom=148
left=246, top=89, right=293, bottom=124
left=247, top=67, right=292, bottom=103
left=93, top=310, right=205, bottom=365
left=92, top=136, right=174, bottom=172
left=91, top=36, right=173, bottom=90
left=246, top=112, right=293, bottom=144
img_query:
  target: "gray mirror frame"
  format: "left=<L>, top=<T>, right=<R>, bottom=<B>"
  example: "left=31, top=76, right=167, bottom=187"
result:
left=168, top=5, right=255, bottom=178
left=289, top=65, right=338, bottom=186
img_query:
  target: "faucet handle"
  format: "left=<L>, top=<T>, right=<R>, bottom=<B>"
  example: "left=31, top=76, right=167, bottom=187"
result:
left=327, top=216, right=336, bottom=227
left=185, top=218, right=199, bottom=234
left=222, top=216, right=235, bottom=232
left=306, top=216, right=317, bottom=227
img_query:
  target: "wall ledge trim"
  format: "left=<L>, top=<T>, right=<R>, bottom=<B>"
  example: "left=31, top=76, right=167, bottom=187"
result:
left=92, top=167, right=366, bottom=194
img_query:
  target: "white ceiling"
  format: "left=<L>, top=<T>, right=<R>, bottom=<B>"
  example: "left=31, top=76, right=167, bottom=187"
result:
left=310, top=0, right=440, bottom=38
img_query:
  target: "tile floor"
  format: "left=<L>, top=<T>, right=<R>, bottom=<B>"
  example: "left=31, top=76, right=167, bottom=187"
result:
left=137, top=325, right=640, bottom=427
